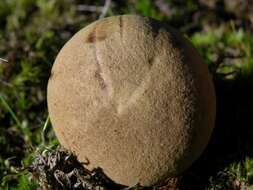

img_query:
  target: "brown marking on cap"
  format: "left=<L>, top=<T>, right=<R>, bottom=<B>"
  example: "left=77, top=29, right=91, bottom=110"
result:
left=86, top=27, right=107, bottom=43
left=148, top=57, right=155, bottom=68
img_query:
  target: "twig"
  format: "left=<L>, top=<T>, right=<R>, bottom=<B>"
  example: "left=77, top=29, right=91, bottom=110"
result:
left=99, top=0, right=112, bottom=19
left=0, top=57, right=8, bottom=63
left=77, top=5, right=103, bottom=12
left=155, top=0, right=175, bottom=17
left=77, top=0, right=112, bottom=19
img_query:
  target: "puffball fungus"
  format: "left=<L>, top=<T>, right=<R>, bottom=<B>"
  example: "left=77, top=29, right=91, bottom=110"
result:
left=47, top=15, right=216, bottom=186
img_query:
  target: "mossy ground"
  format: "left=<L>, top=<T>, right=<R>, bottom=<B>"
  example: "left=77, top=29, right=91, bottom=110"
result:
left=0, top=0, right=253, bottom=189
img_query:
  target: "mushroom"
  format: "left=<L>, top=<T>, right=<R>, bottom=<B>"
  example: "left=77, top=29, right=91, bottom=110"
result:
left=47, top=15, right=216, bottom=186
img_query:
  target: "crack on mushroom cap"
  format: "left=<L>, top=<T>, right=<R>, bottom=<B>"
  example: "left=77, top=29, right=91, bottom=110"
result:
left=88, top=26, right=108, bottom=91
left=119, top=16, right=123, bottom=39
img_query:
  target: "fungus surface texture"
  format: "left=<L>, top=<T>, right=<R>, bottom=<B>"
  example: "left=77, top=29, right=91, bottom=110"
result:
left=47, top=15, right=216, bottom=186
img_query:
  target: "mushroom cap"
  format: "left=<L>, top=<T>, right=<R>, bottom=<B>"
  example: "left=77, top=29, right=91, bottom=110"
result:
left=47, top=15, right=216, bottom=186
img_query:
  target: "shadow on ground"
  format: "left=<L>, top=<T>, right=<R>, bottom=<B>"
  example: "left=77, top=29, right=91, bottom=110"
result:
left=181, top=71, right=253, bottom=189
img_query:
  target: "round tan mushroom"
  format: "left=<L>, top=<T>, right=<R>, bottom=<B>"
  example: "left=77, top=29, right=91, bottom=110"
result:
left=47, top=15, right=216, bottom=186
